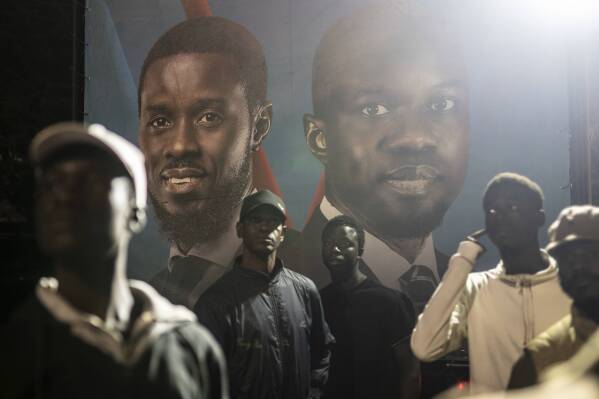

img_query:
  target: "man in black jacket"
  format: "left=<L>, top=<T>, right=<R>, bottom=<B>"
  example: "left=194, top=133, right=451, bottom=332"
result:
left=1, top=122, right=228, bottom=399
left=319, top=215, right=420, bottom=399
left=196, top=190, right=334, bottom=399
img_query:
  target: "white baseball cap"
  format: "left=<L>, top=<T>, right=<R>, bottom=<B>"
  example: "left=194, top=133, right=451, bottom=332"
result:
left=30, top=122, right=147, bottom=216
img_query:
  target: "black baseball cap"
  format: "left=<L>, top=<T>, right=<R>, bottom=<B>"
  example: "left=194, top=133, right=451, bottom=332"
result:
left=240, top=190, right=287, bottom=222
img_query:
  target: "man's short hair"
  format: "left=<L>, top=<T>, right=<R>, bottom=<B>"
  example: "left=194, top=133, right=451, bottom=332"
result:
left=483, top=172, right=545, bottom=210
left=138, top=16, right=267, bottom=114
left=322, top=215, right=366, bottom=255
left=311, top=2, right=462, bottom=116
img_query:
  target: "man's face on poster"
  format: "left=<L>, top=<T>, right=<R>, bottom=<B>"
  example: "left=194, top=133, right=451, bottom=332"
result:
left=309, top=35, right=469, bottom=238
left=138, top=53, right=257, bottom=245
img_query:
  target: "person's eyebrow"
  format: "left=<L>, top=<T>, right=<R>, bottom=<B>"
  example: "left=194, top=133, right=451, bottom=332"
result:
left=189, top=98, right=227, bottom=113
left=142, top=98, right=227, bottom=115
left=431, top=79, right=467, bottom=90
left=142, top=102, right=171, bottom=115
left=335, top=85, right=389, bottom=99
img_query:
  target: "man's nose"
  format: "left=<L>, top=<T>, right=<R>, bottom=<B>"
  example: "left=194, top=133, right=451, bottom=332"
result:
left=379, top=116, right=437, bottom=153
left=166, top=119, right=201, bottom=158
left=50, top=179, right=85, bottom=207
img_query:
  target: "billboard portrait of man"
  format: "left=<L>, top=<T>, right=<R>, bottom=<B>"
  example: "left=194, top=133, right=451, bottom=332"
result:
left=297, top=3, right=469, bottom=313
left=138, top=17, right=275, bottom=307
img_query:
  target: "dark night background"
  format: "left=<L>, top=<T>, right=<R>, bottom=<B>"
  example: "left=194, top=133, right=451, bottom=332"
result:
left=0, top=1, right=85, bottom=322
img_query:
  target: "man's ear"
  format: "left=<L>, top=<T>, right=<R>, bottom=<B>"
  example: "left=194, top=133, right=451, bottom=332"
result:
left=128, top=208, right=147, bottom=234
left=280, top=225, right=287, bottom=243
left=537, top=209, right=546, bottom=227
left=304, top=114, right=328, bottom=165
left=251, top=102, right=273, bottom=151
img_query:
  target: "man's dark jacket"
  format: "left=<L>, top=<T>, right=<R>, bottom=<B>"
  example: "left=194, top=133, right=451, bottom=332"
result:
left=195, top=257, right=334, bottom=399
left=0, top=283, right=227, bottom=399
left=295, top=208, right=465, bottom=399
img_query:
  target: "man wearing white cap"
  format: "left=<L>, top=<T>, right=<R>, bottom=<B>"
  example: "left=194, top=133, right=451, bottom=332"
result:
left=509, top=205, right=599, bottom=389
left=0, top=122, right=228, bottom=399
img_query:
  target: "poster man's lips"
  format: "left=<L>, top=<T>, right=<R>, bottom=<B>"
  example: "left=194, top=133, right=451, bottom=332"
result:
left=385, top=165, right=440, bottom=181
left=159, top=168, right=209, bottom=194
left=161, top=167, right=207, bottom=179
left=384, top=165, right=440, bottom=196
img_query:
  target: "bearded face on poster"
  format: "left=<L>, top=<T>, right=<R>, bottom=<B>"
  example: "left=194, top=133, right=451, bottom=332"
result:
left=136, top=18, right=275, bottom=306
left=138, top=18, right=272, bottom=253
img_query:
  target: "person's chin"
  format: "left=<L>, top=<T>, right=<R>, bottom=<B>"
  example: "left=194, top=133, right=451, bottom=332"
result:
left=159, top=193, right=211, bottom=216
left=374, top=190, right=448, bottom=226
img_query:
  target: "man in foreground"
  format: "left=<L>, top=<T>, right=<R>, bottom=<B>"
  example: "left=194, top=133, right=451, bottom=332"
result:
left=411, top=172, right=571, bottom=394
left=508, top=205, right=599, bottom=388
left=319, top=215, right=420, bottom=399
left=1, top=122, right=227, bottom=399
left=196, top=190, right=333, bottom=399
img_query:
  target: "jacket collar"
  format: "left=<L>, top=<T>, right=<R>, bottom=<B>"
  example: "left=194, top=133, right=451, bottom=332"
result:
left=37, top=278, right=196, bottom=366
left=495, top=250, right=559, bottom=286
left=233, top=256, right=285, bottom=284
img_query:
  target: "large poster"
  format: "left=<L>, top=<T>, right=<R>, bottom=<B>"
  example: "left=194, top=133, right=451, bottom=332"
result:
left=85, top=0, right=572, bottom=304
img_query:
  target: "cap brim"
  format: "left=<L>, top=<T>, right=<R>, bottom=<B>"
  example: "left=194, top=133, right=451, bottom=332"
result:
left=30, top=122, right=112, bottom=165
left=242, top=203, right=286, bottom=221
left=546, top=234, right=599, bottom=253
left=30, top=122, right=147, bottom=213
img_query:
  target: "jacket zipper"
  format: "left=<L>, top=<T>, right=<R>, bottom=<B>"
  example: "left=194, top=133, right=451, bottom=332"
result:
left=269, top=285, right=286, bottom=391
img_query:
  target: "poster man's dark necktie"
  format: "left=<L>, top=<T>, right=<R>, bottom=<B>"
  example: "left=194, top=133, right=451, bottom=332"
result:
left=165, top=256, right=214, bottom=307
left=398, top=264, right=438, bottom=315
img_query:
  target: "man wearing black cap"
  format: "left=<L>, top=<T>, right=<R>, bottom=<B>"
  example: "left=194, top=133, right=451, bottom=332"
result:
left=195, top=190, right=334, bottom=399
left=0, top=122, right=227, bottom=399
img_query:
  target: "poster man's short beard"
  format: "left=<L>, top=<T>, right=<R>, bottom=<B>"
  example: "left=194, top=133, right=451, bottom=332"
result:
left=150, top=154, right=252, bottom=249
left=371, top=200, right=452, bottom=240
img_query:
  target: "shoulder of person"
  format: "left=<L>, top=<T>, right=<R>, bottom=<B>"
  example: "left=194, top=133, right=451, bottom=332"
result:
left=173, top=321, right=223, bottom=356
left=528, top=313, right=575, bottom=354
left=193, top=269, right=245, bottom=316
left=282, top=267, right=319, bottom=292
left=148, top=267, right=169, bottom=288
left=464, top=267, right=498, bottom=290
left=369, top=282, right=415, bottom=315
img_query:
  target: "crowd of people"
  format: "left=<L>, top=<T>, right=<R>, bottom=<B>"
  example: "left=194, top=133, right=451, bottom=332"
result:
left=2, top=3, right=599, bottom=399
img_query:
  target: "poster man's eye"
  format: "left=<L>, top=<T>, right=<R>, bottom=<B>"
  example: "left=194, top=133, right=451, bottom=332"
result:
left=429, top=98, right=456, bottom=113
left=198, top=112, right=223, bottom=126
left=149, top=117, right=172, bottom=129
left=360, top=104, right=390, bottom=117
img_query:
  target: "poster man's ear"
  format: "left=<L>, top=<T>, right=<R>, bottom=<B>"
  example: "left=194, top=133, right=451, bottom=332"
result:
left=304, top=114, right=327, bottom=164
left=251, top=102, right=273, bottom=151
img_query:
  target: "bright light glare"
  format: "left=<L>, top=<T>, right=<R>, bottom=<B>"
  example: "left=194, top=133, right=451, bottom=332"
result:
left=528, top=0, right=599, bottom=33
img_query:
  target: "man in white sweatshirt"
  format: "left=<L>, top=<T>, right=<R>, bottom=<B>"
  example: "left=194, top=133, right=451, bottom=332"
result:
left=411, top=172, right=571, bottom=394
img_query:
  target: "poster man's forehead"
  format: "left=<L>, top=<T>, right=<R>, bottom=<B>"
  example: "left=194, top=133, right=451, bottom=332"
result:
left=312, top=4, right=466, bottom=114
